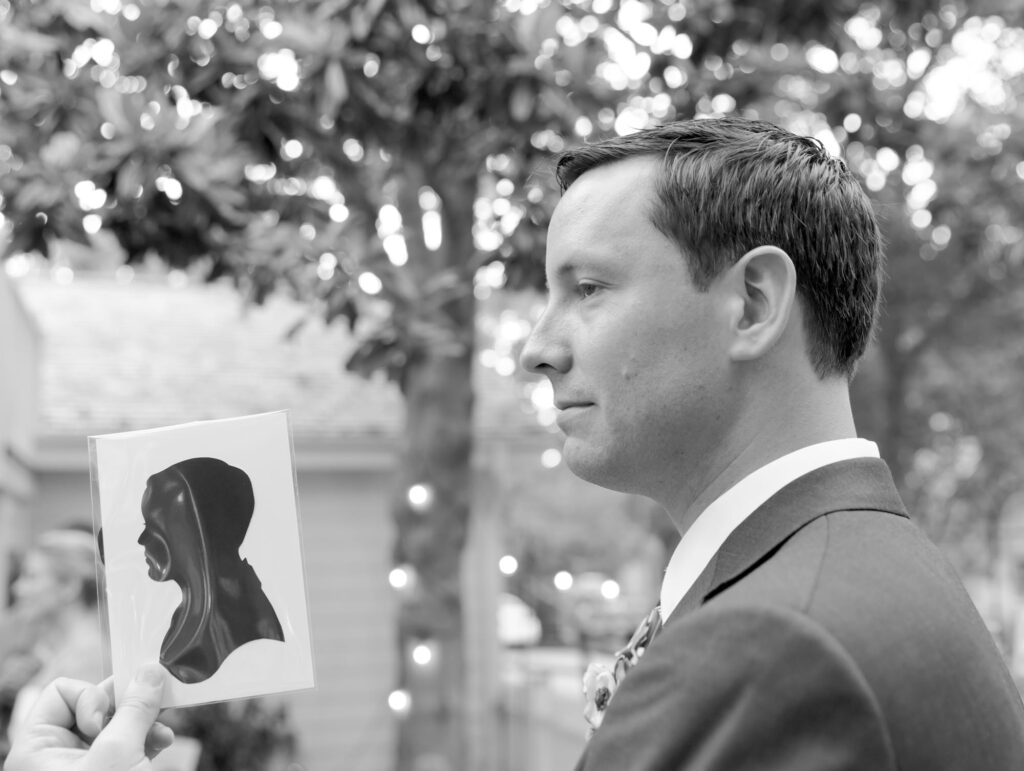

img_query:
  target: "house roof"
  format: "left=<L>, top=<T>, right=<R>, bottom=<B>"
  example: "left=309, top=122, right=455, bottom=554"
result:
left=15, top=270, right=547, bottom=449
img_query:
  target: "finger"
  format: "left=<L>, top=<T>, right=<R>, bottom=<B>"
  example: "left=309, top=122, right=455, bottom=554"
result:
left=144, top=721, right=176, bottom=759
left=26, top=677, right=92, bottom=731
left=73, top=679, right=112, bottom=739
left=98, top=674, right=116, bottom=703
left=104, top=664, right=167, bottom=742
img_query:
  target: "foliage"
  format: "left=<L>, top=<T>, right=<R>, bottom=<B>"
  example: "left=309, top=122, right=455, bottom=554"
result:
left=0, top=2, right=570, bottom=768
left=168, top=699, right=298, bottom=771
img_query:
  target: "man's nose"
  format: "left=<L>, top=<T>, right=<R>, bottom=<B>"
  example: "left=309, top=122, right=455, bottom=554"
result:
left=519, top=309, right=570, bottom=375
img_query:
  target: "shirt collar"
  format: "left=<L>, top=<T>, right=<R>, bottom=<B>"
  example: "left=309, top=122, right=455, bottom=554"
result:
left=659, top=438, right=880, bottom=621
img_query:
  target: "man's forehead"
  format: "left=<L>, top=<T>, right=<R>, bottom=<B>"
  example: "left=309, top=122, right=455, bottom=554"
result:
left=547, top=155, right=661, bottom=257
left=549, top=161, right=657, bottom=253
left=557, top=155, right=660, bottom=210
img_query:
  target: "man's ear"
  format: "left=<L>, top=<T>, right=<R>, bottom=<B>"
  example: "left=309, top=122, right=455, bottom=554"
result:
left=725, top=245, right=797, bottom=362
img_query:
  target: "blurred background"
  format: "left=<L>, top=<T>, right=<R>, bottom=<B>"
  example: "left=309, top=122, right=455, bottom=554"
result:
left=1, top=0, right=1023, bottom=769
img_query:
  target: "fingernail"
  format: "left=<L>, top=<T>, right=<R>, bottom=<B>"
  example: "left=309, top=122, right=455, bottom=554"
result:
left=137, top=664, right=164, bottom=686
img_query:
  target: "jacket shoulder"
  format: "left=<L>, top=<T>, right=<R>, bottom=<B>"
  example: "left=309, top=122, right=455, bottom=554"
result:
left=579, top=602, right=896, bottom=771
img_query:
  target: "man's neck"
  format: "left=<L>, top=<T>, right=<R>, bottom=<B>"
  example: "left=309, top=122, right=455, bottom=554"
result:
left=658, top=436, right=881, bottom=621
left=663, top=377, right=858, bottom=535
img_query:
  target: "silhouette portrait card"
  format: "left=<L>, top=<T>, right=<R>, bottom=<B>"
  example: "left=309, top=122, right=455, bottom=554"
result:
left=89, top=411, right=315, bottom=708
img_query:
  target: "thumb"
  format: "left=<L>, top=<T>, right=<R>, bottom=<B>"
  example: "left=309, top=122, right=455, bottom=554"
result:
left=110, top=664, right=166, bottom=735
left=89, top=664, right=167, bottom=768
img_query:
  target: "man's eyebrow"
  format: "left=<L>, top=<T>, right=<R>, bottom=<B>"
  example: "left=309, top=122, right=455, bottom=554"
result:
left=553, top=261, right=579, bottom=280
left=554, top=258, right=601, bottom=281
left=553, top=256, right=618, bottom=282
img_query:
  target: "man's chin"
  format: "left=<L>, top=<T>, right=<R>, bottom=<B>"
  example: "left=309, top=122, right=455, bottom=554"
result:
left=563, top=443, right=646, bottom=497
left=562, top=442, right=615, bottom=486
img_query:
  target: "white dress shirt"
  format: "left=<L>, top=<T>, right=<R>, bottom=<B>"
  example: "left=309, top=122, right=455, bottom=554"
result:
left=659, top=438, right=880, bottom=622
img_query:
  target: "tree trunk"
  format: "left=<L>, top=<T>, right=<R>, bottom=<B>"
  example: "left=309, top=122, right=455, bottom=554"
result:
left=394, top=348, right=474, bottom=771
left=393, top=159, right=478, bottom=771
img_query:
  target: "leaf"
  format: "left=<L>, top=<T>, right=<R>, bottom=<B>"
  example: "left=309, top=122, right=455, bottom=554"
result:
left=57, top=1, right=109, bottom=32
left=345, top=335, right=404, bottom=379
left=324, top=293, right=359, bottom=331
left=0, top=26, right=61, bottom=56
left=509, top=81, right=535, bottom=122
left=14, top=178, right=62, bottom=210
left=539, top=84, right=580, bottom=122
left=116, top=158, right=146, bottom=200
left=277, top=16, right=333, bottom=53
left=350, top=0, right=389, bottom=41
left=96, top=88, right=133, bottom=134
left=283, top=315, right=309, bottom=341
left=320, top=59, right=349, bottom=116
left=312, top=0, right=356, bottom=22
left=421, top=268, right=464, bottom=296
left=38, top=132, right=82, bottom=169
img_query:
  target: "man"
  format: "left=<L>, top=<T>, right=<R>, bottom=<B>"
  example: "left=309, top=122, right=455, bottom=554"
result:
left=8, top=117, right=1023, bottom=771
left=519, top=117, right=1024, bottom=769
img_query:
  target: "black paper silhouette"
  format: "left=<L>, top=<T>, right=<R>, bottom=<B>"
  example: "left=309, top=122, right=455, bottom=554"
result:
left=138, top=457, right=284, bottom=684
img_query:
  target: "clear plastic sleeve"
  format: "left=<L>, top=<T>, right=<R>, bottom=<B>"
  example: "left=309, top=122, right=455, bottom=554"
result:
left=88, top=410, right=315, bottom=708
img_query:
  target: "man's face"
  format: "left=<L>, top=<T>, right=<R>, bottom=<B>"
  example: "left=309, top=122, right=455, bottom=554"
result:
left=520, top=157, right=736, bottom=504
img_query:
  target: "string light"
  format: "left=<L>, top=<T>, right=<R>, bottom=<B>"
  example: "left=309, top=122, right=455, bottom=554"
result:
left=407, top=483, right=434, bottom=512
left=388, top=689, right=411, bottom=714
left=388, top=566, right=409, bottom=589
left=498, top=555, right=518, bottom=576
left=357, top=271, right=382, bottom=295
left=411, top=642, right=433, bottom=666
left=554, top=571, right=573, bottom=591
left=540, top=448, right=562, bottom=469
left=600, top=579, right=621, bottom=600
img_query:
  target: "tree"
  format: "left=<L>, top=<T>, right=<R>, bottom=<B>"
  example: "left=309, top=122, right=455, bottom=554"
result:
left=1, top=2, right=564, bottom=768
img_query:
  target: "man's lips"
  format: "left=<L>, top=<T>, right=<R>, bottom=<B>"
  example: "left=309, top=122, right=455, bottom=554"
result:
left=555, top=400, right=594, bottom=410
left=555, top=402, right=594, bottom=428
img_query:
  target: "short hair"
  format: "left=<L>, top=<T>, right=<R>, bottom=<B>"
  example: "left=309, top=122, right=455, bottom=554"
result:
left=555, top=117, right=883, bottom=379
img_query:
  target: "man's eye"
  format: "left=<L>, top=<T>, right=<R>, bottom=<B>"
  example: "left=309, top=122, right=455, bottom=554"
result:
left=577, top=282, right=601, bottom=299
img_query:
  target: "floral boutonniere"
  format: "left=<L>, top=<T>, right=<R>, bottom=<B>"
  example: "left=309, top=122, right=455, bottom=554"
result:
left=582, top=605, right=662, bottom=736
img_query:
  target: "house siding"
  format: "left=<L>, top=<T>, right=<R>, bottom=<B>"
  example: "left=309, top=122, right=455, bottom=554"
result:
left=286, top=468, right=398, bottom=771
left=0, top=271, right=40, bottom=605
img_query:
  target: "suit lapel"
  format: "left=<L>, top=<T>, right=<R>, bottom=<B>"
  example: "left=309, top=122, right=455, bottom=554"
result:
left=665, top=458, right=908, bottom=622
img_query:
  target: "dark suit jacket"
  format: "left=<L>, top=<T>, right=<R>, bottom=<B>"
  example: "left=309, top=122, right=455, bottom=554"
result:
left=575, top=459, right=1024, bottom=770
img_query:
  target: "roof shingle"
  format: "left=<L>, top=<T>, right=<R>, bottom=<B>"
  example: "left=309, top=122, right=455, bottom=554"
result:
left=17, top=273, right=540, bottom=442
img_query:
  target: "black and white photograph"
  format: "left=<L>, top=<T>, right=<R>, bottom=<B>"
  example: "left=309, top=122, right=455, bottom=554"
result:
left=3, top=1, right=1024, bottom=769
